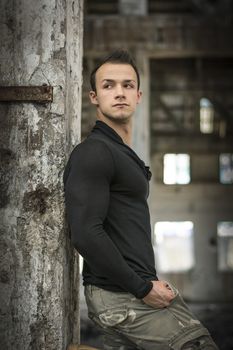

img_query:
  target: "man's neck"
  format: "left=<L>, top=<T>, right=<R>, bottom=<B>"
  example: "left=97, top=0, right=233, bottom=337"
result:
left=97, top=117, right=132, bottom=147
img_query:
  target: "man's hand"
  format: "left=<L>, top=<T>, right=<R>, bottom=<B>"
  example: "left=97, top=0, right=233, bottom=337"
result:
left=142, top=280, right=176, bottom=308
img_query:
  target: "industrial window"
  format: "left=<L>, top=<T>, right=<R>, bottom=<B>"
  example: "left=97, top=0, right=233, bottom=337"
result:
left=219, top=153, right=233, bottom=184
left=154, top=221, right=195, bottom=273
left=119, top=0, right=147, bottom=15
left=163, top=153, right=190, bottom=184
left=217, top=222, right=233, bottom=271
left=200, top=98, right=214, bottom=134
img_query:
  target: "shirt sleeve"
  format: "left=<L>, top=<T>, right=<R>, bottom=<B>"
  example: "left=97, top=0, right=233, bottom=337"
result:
left=64, top=139, right=153, bottom=299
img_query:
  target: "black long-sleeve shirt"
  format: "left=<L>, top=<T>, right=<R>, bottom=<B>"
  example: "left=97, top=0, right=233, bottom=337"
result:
left=64, top=120, right=158, bottom=299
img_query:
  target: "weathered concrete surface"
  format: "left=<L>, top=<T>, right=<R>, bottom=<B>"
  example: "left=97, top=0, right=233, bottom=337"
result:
left=0, top=0, right=83, bottom=349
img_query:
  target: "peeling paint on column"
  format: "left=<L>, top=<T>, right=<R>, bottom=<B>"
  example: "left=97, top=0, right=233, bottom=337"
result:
left=0, top=0, right=83, bottom=349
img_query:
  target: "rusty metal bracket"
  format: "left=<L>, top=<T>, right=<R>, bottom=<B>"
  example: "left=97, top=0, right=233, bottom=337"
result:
left=0, top=85, right=53, bottom=103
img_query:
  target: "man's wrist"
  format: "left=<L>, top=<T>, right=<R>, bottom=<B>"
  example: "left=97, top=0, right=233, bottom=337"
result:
left=139, top=281, right=153, bottom=299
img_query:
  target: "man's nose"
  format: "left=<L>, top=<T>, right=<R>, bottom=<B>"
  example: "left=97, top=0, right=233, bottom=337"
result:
left=115, top=84, right=125, bottom=98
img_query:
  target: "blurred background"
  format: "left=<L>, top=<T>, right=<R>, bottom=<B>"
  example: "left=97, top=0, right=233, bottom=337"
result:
left=80, top=1, right=233, bottom=349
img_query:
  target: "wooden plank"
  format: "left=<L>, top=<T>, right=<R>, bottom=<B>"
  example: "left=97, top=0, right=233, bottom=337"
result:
left=0, top=85, right=53, bottom=103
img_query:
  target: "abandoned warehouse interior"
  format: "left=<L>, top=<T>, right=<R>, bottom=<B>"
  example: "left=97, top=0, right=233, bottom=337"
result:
left=80, top=1, right=233, bottom=349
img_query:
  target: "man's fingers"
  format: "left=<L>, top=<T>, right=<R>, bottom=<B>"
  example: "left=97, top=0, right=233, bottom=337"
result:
left=161, top=281, right=176, bottom=298
left=162, top=280, right=172, bottom=289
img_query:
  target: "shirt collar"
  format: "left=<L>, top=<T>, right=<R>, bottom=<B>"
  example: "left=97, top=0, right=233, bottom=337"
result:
left=92, top=120, right=125, bottom=144
left=91, top=120, right=152, bottom=181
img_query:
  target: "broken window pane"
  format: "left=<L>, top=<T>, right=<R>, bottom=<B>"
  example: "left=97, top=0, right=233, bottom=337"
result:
left=200, top=98, right=214, bottom=134
left=219, top=153, right=233, bottom=184
left=163, top=153, right=190, bottom=184
left=218, top=222, right=233, bottom=271
left=154, top=221, right=195, bottom=272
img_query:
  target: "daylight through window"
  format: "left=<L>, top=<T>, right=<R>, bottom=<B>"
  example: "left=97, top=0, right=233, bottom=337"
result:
left=163, top=154, right=190, bottom=184
left=219, top=154, right=233, bottom=184
left=217, top=222, right=233, bottom=271
left=200, top=98, right=214, bottom=134
left=154, top=221, right=195, bottom=272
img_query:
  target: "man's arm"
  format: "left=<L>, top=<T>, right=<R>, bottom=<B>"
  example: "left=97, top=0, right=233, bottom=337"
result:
left=64, top=139, right=152, bottom=299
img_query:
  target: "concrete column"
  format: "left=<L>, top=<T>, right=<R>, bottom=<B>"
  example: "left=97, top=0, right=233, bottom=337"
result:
left=132, top=53, right=150, bottom=165
left=0, top=0, right=83, bottom=349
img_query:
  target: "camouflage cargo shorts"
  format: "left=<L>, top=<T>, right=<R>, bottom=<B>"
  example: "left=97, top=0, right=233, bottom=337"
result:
left=84, top=284, right=219, bottom=350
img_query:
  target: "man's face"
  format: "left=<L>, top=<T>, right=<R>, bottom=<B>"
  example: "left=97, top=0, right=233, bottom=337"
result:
left=89, top=63, right=142, bottom=124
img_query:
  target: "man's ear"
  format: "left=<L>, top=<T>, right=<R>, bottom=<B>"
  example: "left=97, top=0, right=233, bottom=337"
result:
left=89, top=91, right=98, bottom=106
left=137, top=90, right=142, bottom=104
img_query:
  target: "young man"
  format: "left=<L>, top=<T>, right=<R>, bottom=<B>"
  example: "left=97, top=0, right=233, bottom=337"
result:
left=64, top=50, right=218, bottom=350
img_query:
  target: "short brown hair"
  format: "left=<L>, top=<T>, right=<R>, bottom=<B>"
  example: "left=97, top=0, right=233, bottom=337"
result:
left=90, top=49, right=140, bottom=92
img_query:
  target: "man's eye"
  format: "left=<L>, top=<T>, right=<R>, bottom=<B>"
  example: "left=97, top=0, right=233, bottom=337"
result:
left=125, top=84, right=134, bottom=88
left=104, top=84, right=112, bottom=89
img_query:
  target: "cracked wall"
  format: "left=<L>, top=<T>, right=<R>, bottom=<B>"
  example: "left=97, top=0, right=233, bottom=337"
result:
left=0, top=0, right=83, bottom=349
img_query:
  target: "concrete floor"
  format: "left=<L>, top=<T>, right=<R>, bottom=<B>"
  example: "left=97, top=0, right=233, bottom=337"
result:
left=80, top=298, right=233, bottom=349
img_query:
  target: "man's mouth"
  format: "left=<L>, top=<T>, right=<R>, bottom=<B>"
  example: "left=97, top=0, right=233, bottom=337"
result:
left=112, top=103, right=129, bottom=107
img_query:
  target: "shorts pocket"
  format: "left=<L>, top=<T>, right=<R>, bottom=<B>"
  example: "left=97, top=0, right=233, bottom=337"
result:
left=98, top=305, right=130, bottom=327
